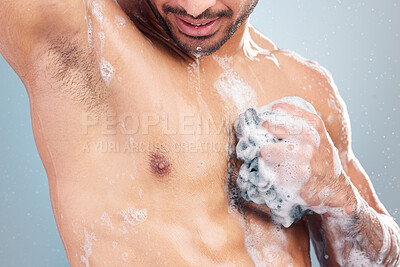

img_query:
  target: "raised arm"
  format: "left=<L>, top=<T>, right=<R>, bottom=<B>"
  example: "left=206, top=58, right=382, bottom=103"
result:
left=0, top=0, right=86, bottom=78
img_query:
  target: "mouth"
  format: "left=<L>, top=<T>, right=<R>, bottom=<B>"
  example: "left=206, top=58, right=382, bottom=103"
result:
left=174, top=15, right=221, bottom=37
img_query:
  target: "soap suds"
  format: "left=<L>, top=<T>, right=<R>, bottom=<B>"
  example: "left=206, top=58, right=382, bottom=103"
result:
left=235, top=96, right=325, bottom=227
left=99, top=58, right=115, bottom=86
left=213, top=56, right=258, bottom=112
left=122, top=252, right=129, bottom=262
left=92, top=0, right=104, bottom=24
left=115, top=15, right=126, bottom=28
left=100, top=211, right=114, bottom=230
left=243, top=227, right=265, bottom=267
left=98, top=32, right=105, bottom=54
left=324, top=207, right=394, bottom=266
left=80, top=229, right=96, bottom=267
left=87, top=15, right=93, bottom=50
left=119, top=208, right=147, bottom=233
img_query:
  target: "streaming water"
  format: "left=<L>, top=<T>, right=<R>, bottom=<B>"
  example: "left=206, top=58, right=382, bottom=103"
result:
left=190, top=55, right=210, bottom=114
left=195, top=55, right=201, bottom=93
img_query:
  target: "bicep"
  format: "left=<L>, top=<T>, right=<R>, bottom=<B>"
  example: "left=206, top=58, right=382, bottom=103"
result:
left=0, top=0, right=85, bottom=73
left=282, top=48, right=388, bottom=215
left=322, top=82, right=388, bottom=215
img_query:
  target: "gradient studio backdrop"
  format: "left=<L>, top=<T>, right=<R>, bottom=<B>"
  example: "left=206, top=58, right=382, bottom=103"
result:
left=1, top=1, right=399, bottom=266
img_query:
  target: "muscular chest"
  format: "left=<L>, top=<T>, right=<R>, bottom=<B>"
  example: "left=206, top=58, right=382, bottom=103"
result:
left=31, top=36, right=312, bottom=266
left=33, top=39, right=287, bottom=189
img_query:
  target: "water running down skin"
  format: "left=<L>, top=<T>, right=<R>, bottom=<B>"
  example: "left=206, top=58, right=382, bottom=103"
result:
left=0, top=0, right=399, bottom=266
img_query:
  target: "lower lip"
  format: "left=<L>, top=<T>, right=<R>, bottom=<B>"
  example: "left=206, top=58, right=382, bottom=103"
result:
left=175, top=16, right=220, bottom=37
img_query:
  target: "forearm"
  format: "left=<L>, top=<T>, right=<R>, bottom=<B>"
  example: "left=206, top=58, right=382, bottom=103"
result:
left=319, top=185, right=400, bottom=266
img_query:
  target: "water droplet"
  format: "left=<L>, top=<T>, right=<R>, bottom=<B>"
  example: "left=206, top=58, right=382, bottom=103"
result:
left=196, top=47, right=202, bottom=52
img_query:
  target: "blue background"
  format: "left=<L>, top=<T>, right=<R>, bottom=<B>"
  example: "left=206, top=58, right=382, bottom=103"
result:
left=1, top=1, right=399, bottom=266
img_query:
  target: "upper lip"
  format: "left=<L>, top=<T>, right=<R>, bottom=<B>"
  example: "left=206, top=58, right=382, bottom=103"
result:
left=175, top=15, right=218, bottom=26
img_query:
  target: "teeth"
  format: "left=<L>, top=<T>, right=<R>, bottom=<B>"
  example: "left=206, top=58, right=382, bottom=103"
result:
left=189, top=22, right=209, bottom=26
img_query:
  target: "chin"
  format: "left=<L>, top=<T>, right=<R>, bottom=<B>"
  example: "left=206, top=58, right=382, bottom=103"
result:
left=173, top=33, right=231, bottom=57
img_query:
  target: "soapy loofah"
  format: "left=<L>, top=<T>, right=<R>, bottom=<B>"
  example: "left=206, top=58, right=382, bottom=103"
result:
left=235, top=96, right=317, bottom=227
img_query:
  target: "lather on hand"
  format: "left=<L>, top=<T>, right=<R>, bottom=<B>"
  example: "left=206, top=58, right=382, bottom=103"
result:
left=236, top=96, right=358, bottom=227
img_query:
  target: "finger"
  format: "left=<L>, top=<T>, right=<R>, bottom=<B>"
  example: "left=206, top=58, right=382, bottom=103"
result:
left=260, top=143, right=285, bottom=164
left=262, top=121, right=289, bottom=140
left=272, top=102, right=322, bottom=130
left=263, top=118, right=307, bottom=141
left=260, top=141, right=299, bottom=164
left=272, top=103, right=326, bottom=143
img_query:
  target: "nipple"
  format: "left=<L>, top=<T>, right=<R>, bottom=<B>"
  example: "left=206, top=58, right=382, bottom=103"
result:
left=150, top=153, right=171, bottom=177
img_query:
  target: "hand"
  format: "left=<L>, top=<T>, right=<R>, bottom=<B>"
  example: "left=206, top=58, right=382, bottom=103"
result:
left=260, top=102, right=357, bottom=216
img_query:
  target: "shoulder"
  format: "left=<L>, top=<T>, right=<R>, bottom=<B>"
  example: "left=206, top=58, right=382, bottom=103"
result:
left=247, top=24, right=279, bottom=51
left=272, top=49, right=335, bottom=86
left=270, top=49, right=352, bottom=156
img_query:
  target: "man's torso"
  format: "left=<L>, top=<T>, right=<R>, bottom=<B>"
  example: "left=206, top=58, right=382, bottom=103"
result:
left=20, top=1, right=328, bottom=265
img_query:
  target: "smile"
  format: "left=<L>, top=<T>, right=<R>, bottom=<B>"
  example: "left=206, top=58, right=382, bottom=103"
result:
left=174, top=15, right=221, bottom=37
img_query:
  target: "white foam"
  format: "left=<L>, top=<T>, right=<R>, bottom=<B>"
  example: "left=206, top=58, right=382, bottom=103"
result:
left=92, top=0, right=104, bottom=24
left=119, top=208, right=147, bottom=233
left=243, top=227, right=264, bottom=267
left=236, top=95, right=398, bottom=264
left=98, top=32, right=105, bottom=54
left=235, top=96, right=327, bottom=227
left=87, top=15, right=94, bottom=50
left=324, top=206, right=395, bottom=266
left=115, top=15, right=126, bottom=28
left=99, top=58, right=115, bottom=86
left=213, top=55, right=258, bottom=112
left=100, top=211, right=114, bottom=230
left=122, top=252, right=129, bottom=262
left=80, top=229, right=96, bottom=267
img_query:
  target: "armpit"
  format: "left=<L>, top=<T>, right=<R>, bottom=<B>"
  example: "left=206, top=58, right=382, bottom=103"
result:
left=46, top=36, right=109, bottom=113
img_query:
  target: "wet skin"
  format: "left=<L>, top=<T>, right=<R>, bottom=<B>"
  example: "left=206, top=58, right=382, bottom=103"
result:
left=0, top=0, right=391, bottom=266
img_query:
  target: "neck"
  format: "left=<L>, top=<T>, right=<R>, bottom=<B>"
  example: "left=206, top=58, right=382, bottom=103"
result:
left=201, top=20, right=249, bottom=64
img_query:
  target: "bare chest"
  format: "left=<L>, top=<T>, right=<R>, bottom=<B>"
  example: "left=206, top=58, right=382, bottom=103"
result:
left=30, top=41, right=311, bottom=266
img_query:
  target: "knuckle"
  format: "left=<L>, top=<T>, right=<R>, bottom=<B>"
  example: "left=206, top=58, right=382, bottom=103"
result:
left=308, top=114, right=324, bottom=130
left=314, top=116, right=325, bottom=130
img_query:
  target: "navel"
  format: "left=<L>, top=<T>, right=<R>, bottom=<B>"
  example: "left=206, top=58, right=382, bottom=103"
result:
left=149, top=153, right=171, bottom=177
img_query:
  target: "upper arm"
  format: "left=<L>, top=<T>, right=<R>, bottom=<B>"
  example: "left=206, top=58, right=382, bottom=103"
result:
left=278, top=49, right=391, bottom=264
left=0, top=1, right=41, bottom=69
left=0, top=0, right=85, bottom=73
left=277, top=49, right=387, bottom=214
left=311, top=64, right=389, bottom=216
